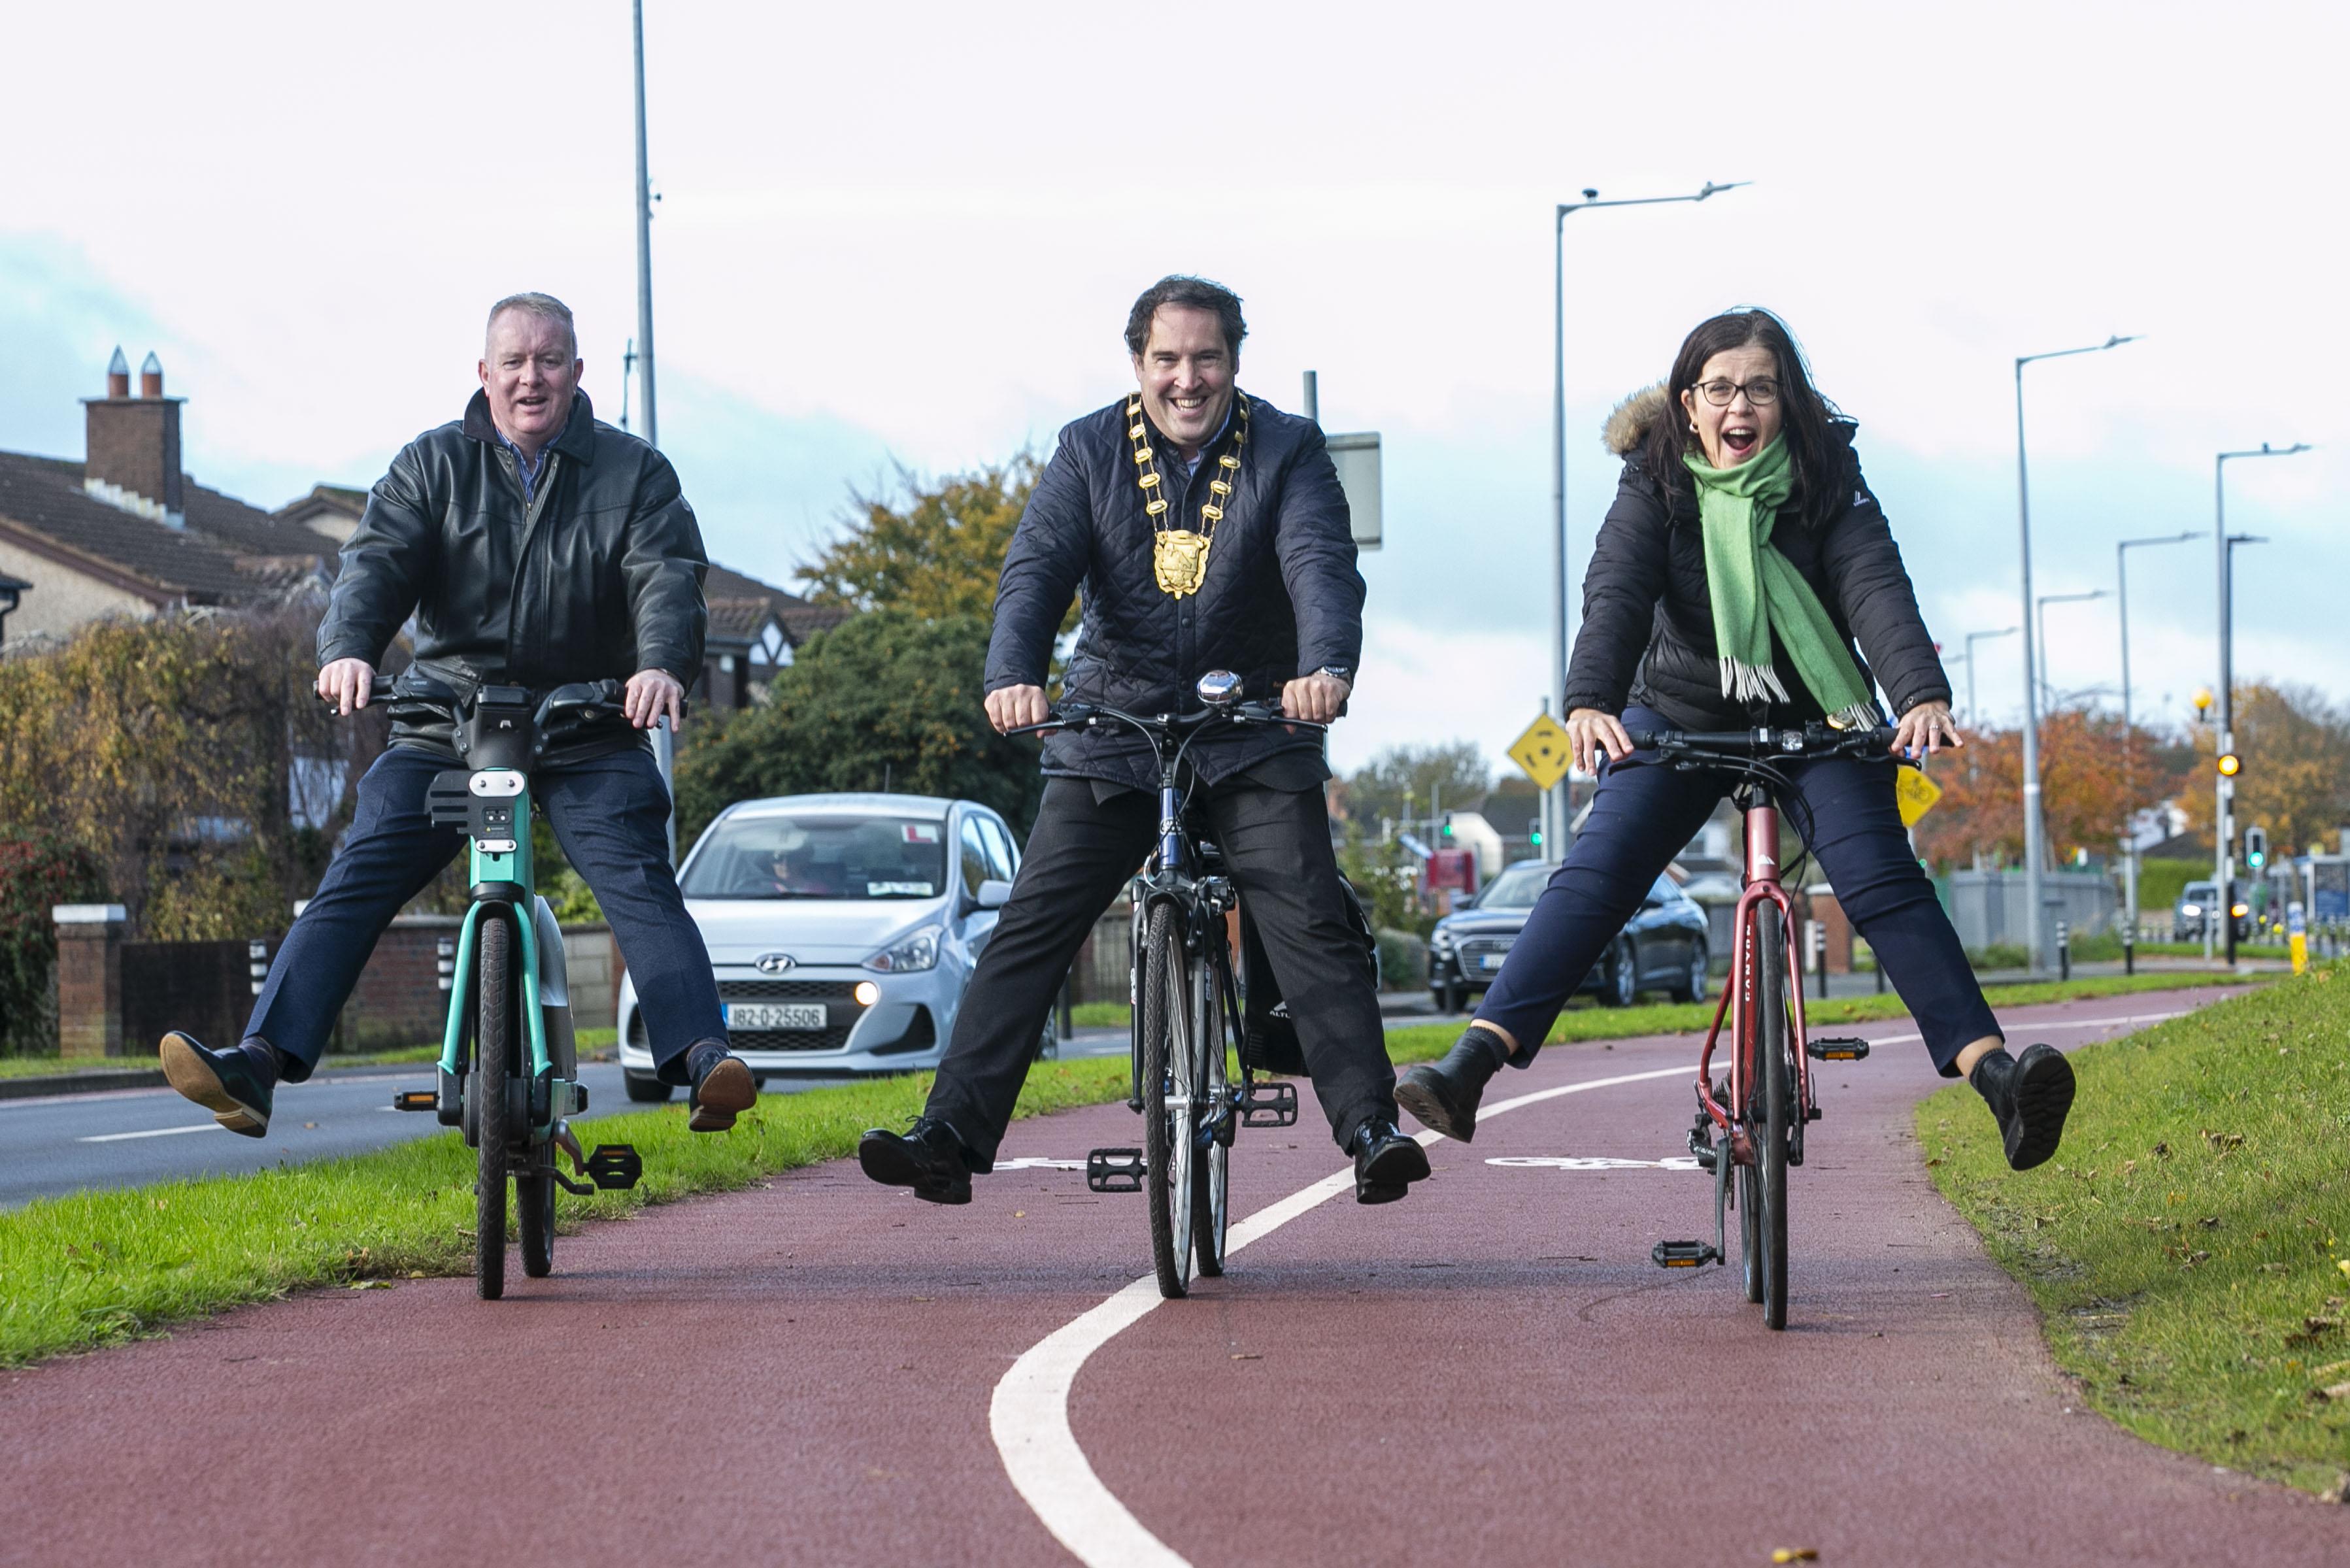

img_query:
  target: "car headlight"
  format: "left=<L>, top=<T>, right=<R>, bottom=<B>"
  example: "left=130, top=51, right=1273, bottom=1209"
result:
left=864, top=925, right=941, bottom=973
left=1430, top=927, right=1456, bottom=954
left=2179, top=903, right=2201, bottom=916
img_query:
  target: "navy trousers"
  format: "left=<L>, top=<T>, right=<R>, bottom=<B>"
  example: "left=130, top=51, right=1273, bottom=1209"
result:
left=245, top=744, right=726, bottom=1082
left=1476, top=707, right=2000, bottom=1075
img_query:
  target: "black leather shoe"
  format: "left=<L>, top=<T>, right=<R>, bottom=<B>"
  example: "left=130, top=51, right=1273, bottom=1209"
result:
left=859, top=1116, right=976, bottom=1205
left=1349, top=1118, right=1430, bottom=1205
left=159, top=1031, right=275, bottom=1139
left=686, top=1040, right=757, bottom=1133
left=1394, top=1025, right=1511, bottom=1143
left=1970, top=1043, right=2075, bottom=1171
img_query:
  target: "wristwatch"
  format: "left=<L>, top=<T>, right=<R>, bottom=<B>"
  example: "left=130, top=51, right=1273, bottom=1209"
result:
left=1315, top=664, right=1353, bottom=686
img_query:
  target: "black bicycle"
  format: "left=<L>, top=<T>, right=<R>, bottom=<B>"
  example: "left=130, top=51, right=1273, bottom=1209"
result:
left=1011, top=671, right=1315, bottom=1299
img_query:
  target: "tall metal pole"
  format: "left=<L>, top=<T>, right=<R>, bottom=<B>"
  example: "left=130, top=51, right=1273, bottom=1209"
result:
left=2035, top=589, right=2106, bottom=712
left=2013, top=335, right=2137, bottom=975
left=1962, top=626, right=2016, bottom=727
left=2116, top=531, right=2199, bottom=941
left=2213, top=442, right=2311, bottom=967
left=632, top=0, right=673, bottom=857
left=1547, top=180, right=1745, bottom=864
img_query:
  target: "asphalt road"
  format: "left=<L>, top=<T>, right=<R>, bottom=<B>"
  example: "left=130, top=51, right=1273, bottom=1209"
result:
left=5, top=987, right=2343, bottom=1566
left=0, top=1034, right=1140, bottom=1210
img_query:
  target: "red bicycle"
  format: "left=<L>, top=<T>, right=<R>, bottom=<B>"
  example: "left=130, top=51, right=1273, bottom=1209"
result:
left=1640, top=723, right=1895, bottom=1329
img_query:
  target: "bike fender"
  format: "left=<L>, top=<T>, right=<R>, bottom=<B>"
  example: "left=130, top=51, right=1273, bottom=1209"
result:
left=531, top=895, right=571, bottom=1009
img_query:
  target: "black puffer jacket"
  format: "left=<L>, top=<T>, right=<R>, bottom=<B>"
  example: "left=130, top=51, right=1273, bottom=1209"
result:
left=986, top=392, right=1364, bottom=792
left=318, top=389, right=708, bottom=764
left=1562, top=385, right=1949, bottom=730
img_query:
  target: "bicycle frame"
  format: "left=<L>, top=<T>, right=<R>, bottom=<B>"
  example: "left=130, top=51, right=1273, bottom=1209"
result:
left=1692, top=784, right=1815, bottom=1150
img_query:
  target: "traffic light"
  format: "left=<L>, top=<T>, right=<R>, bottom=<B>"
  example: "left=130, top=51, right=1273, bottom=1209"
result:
left=2245, top=825, right=2268, bottom=870
left=1528, top=815, right=1542, bottom=849
left=1440, top=812, right=1455, bottom=840
left=2217, top=750, right=2241, bottom=777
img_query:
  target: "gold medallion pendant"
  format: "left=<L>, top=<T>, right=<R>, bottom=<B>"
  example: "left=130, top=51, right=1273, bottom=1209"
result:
left=1152, top=529, right=1212, bottom=598
left=1128, top=392, right=1249, bottom=600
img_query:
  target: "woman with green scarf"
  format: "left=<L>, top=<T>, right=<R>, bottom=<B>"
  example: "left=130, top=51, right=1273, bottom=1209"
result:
left=1397, top=307, right=2074, bottom=1174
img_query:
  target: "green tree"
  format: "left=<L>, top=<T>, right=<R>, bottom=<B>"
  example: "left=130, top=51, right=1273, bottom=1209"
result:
left=675, top=610, right=1043, bottom=844
left=1345, top=741, right=1493, bottom=833
left=802, top=455, right=1067, bottom=629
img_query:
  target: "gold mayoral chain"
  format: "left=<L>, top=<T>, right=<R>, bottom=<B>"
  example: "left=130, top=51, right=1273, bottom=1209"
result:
left=1128, top=392, right=1249, bottom=599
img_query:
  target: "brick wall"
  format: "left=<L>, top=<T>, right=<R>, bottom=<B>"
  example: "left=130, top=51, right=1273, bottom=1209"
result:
left=334, top=916, right=462, bottom=1052
left=120, top=938, right=251, bottom=1057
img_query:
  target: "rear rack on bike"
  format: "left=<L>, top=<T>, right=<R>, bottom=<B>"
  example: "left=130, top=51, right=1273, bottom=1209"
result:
left=1086, top=1147, right=1146, bottom=1193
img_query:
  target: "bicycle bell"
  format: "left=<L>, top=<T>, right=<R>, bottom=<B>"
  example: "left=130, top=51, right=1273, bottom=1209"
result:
left=1196, top=670, right=1243, bottom=707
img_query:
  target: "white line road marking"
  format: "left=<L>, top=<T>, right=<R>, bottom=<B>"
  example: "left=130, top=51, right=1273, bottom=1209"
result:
left=990, top=1000, right=2214, bottom=1567
left=1859, top=1009, right=2186, bottom=1048
left=1488, top=1156, right=1705, bottom=1171
left=989, top=1063, right=1692, bottom=1568
left=78, top=1123, right=216, bottom=1143
left=994, top=1158, right=1090, bottom=1171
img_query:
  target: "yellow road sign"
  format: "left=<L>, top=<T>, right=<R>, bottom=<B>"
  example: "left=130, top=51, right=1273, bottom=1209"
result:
left=1507, top=713, right=1575, bottom=792
left=1895, top=766, right=1942, bottom=827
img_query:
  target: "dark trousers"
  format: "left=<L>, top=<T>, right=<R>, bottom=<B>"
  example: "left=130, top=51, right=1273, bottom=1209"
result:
left=1477, top=707, right=2000, bottom=1075
left=926, top=775, right=1398, bottom=1164
left=245, top=745, right=726, bottom=1082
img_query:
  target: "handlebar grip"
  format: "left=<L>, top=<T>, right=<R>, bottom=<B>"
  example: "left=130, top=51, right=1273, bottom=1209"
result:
left=318, top=675, right=397, bottom=709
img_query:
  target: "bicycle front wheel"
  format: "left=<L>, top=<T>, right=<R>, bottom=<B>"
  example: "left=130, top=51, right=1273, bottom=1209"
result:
left=518, top=1164, right=554, bottom=1278
left=1754, top=911, right=1792, bottom=1330
left=1192, top=952, right=1231, bottom=1278
left=474, top=912, right=512, bottom=1301
left=1141, top=903, right=1196, bottom=1299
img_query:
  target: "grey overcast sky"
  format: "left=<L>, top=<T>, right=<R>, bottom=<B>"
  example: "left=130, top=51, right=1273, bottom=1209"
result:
left=3, top=0, right=2343, bottom=776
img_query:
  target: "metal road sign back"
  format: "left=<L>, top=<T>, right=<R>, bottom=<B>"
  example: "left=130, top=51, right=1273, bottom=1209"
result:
left=1507, top=713, right=1575, bottom=792
left=1895, top=766, right=1942, bottom=827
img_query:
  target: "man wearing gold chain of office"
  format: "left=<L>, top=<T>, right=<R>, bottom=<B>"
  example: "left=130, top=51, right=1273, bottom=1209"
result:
left=859, top=275, right=1428, bottom=1207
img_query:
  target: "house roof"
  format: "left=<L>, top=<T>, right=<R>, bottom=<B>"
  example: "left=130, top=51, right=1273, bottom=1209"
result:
left=703, top=562, right=852, bottom=645
left=0, top=450, right=290, bottom=603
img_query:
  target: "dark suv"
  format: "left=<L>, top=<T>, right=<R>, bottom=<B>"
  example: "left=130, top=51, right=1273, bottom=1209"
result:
left=1426, top=859, right=1710, bottom=1012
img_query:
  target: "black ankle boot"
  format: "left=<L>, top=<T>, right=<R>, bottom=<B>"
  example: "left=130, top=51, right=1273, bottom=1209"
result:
left=1969, top=1043, right=2076, bottom=1171
left=1394, top=1024, right=1511, bottom=1143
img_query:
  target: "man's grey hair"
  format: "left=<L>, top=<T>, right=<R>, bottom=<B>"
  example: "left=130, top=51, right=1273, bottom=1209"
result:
left=484, top=292, right=579, bottom=358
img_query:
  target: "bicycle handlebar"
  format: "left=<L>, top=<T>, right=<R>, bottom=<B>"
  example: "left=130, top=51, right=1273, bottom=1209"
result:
left=1623, top=722, right=1900, bottom=760
left=1007, top=698, right=1327, bottom=742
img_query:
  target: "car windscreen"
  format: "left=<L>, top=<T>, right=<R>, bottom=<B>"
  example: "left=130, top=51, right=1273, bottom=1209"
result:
left=1475, top=862, right=1552, bottom=909
left=680, top=815, right=949, bottom=900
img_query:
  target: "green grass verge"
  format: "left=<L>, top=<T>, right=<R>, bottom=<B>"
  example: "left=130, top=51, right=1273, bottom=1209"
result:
left=0, top=1056, right=1134, bottom=1369
left=1920, top=966, right=2350, bottom=1497
left=0, top=967, right=2274, bottom=1371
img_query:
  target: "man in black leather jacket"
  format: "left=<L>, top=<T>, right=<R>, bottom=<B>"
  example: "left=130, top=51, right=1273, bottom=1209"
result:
left=157, top=293, right=756, bottom=1141
left=858, top=275, right=1428, bottom=1207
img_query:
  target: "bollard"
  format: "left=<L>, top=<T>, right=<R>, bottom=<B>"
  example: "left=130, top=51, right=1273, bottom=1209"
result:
left=2121, top=920, right=2135, bottom=976
left=437, top=937, right=456, bottom=993
left=1807, top=920, right=1827, bottom=1000
left=248, top=939, right=271, bottom=997
left=2056, top=920, right=2070, bottom=982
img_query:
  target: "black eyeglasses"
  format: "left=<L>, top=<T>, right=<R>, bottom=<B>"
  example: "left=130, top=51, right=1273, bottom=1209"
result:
left=1696, top=378, right=1781, bottom=407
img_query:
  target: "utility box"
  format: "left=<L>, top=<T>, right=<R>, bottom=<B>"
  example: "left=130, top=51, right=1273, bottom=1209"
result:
left=1426, top=848, right=1477, bottom=895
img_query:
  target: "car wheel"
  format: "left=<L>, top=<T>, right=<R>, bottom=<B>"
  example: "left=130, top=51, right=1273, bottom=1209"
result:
left=622, top=1070, right=673, bottom=1103
left=1035, top=1020, right=1059, bottom=1062
left=1673, top=943, right=1708, bottom=1004
left=1603, top=942, right=1637, bottom=1008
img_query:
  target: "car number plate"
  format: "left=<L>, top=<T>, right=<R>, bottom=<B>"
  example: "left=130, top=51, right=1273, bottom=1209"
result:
left=726, top=1002, right=826, bottom=1030
left=1479, top=953, right=1507, bottom=971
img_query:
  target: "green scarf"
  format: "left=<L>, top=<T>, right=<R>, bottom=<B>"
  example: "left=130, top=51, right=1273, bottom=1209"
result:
left=1684, top=436, right=1877, bottom=729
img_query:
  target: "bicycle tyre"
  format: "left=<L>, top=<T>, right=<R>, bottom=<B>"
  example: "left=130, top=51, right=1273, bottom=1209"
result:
left=1141, top=903, right=1195, bottom=1299
left=518, top=1164, right=554, bottom=1278
left=1192, top=952, right=1230, bottom=1278
left=475, top=912, right=511, bottom=1301
left=1755, top=912, right=1792, bottom=1330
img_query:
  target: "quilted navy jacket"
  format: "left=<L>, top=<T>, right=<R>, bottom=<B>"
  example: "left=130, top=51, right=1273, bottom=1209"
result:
left=985, top=392, right=1364, bottom=792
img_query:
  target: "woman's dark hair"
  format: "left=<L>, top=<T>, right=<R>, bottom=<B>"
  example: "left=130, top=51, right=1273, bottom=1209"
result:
left=1124, top=275, right=1247, bottom=358
left=1644, top=307, right=1849, bottom=529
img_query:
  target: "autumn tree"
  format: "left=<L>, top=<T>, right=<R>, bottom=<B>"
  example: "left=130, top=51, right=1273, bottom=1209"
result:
left=2176, top=682, right=2350, bottom=856
left=1912, top=707, right=2183, bottom=870
left=1345, top=742, right=1494, bottom=832
left=801, top=455, right=1063, bottom=627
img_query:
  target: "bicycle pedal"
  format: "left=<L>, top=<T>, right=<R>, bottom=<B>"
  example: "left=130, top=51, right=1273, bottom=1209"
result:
left=1086, top=1147, right=1146, bottom=1193
left=584, top=1144, right=643, bottom=1191
left=392, top=1089, right=437, bottom=1112
left=1806, top=1037, right=1870, bottom=1061
left=1652, top=1240, right=1721, bottom=1269
left=1241, top=1080, right=1298, bottom=1127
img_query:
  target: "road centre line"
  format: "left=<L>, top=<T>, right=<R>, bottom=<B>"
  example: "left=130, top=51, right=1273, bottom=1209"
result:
left=78, top=1123, right=217, bottom=1143
left=987, top=1001, right=2207, bottom=1565
left=988, top=1062, right=1694, bottom=1568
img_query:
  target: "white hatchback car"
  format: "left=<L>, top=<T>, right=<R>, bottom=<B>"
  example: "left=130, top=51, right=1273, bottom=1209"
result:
left=617, top=792, right=1047, bottom=1099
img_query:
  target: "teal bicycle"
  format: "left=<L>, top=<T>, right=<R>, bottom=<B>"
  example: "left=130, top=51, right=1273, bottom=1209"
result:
left=348, top=675, right=644, bottom=1299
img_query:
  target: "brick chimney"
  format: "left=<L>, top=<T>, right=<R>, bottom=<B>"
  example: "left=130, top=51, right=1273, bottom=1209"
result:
left=84, top=347, right=185, bottom=528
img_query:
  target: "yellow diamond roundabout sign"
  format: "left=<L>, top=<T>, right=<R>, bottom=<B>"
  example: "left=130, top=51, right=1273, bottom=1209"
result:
left=1507, top=713, right=1575, bottom=793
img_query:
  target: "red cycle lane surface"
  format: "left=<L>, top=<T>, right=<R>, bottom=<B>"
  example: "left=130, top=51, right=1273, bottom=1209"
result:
left=3, top=989, right=2344, bottom=1567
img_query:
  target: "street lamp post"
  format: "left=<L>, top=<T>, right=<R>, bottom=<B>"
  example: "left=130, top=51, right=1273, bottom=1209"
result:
left=2213, top=441, right=2304, bottom=965
left=2014, top=335, right=2139, bottom=975
left=1962, top=626, right=2018, bottom=727
left=2115, top=530, right=2201, bottom=941
left=2034, top=588, right=2107, bottom=713
left=1547, top=179, right=1747, bottom=860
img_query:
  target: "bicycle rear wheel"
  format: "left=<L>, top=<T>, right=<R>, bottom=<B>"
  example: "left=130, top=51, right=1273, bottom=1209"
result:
left=475, top=913, right=512, bottom=1301
left=1192, top=953, right=1231, bottom=1278
left=518, top=1163, right=554, bottom=1278
left=1141, top=903, right=1196, bottom=1299
left=1754, top=912, right=1792, bottom=1330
